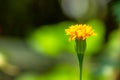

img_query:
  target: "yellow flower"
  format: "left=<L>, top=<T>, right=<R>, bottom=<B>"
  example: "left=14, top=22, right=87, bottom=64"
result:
left=65, top=24, right=96, bottom=41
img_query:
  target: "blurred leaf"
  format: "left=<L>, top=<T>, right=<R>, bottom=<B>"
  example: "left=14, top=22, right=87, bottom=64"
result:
left=0, top=37, right=50, bottom=71
left=16, top=72, right=38, bottom=80
left=107, top=29, right=120, bottom=56
left=112, top=1, right=120, bottom=22
left=27, top=21, right=75, bottom=56
left=86, top=19, right=106, bottom=55
left=37, top=64, right=79, bottom=80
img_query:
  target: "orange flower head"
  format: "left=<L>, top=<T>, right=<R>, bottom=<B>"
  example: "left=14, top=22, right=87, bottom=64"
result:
left=65, top=24, right=96, bottom=41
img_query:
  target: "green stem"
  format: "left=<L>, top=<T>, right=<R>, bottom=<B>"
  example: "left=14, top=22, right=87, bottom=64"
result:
left=75, top=39, right=86, bottom=80
left=77, top=53, right=84, bottom=80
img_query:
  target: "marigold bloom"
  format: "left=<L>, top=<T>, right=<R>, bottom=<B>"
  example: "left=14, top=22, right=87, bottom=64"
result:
left=65, top=24, right=96, bottom=41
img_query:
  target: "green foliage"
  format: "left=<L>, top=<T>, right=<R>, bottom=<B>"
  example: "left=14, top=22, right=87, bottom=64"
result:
left=106, top=29, right=120, bottom=57
left=86, top=19, right=106, bottom=55
left=15, top=64, right=79, bottom=80
left=27, top=21, right=75, bottom=56
left=16, top=72, right=38, bottom=80
left=38, top=64, right=79, bottom=80
left=112, top=1, right=120, bottom=22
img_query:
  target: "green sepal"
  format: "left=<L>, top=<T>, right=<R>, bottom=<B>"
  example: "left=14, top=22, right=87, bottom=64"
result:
left=75, top=39, right=86, bottom=54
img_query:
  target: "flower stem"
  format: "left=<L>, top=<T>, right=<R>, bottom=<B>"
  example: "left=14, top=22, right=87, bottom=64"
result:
left=75, top=39, right=86, bottom=80
left=77, top=53, right=84, bottom=80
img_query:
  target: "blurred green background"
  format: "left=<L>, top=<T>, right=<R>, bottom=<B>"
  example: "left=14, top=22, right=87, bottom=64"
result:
left=0, top=0, right=120, bottom=80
